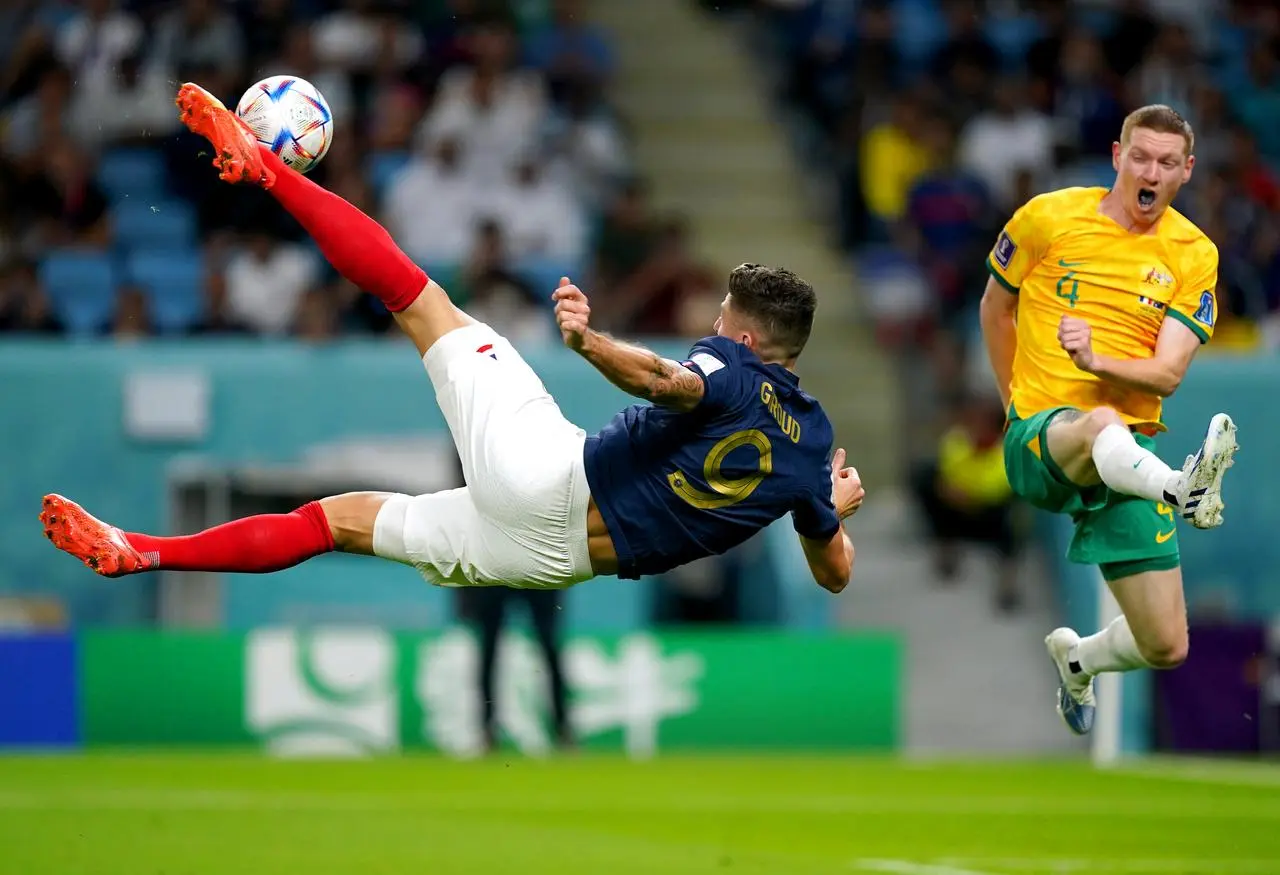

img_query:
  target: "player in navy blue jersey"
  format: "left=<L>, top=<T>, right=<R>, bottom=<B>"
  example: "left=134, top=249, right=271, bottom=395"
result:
left=41, top=83, right=862, bottom=594
left=563, top=269, right=857, bottom=589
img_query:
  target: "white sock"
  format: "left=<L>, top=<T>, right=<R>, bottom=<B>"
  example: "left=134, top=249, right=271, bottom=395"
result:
left=1091, top=424, right=1180, bottom=504
left=1071, top=616, right=1150, bottom=675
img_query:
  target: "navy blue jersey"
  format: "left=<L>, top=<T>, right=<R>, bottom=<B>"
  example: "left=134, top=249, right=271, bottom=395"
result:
left=583, top=335, right=840, bottom=580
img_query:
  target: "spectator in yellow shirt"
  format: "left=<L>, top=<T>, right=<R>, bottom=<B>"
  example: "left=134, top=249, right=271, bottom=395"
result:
left=911, top=394, right=1025, bottom=612
left=860, top=92, right=933, bottom=227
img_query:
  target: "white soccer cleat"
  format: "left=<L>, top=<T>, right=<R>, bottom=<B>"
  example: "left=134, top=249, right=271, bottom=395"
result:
left=1173, top=412, right=1238, bottom=529
left=1045, top=627, right=1095, bottom=735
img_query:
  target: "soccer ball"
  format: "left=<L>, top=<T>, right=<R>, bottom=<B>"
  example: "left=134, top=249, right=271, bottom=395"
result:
left=235, top=75, right=333, bottom=175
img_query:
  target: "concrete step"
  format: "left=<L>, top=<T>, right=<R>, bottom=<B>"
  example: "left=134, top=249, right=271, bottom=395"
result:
left=838, top=490, right=1087, bottom=755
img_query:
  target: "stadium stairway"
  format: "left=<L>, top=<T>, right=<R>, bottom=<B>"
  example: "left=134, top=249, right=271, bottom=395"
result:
left=591, top=0, right=902, bottom=487
left=837, top=493, right=1087, bottom=755
left=594, top=0, right=1080, bottom=755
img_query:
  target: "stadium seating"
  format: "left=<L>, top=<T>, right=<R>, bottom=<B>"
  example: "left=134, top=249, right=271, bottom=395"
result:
left=126, top=250, right=206, bottom=334
left=39, top=251, right=119, bottom=336
left=112, top=200, right=197, bottom=254
left=97, top=149, right=169, bottom=205
left=984, top=14, right=1044, bottom=69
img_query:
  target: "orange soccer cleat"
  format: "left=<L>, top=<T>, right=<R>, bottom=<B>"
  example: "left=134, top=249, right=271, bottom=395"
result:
left=39, top=494, right=155, bottom=578
left=175, top=82, right=275, bottom=187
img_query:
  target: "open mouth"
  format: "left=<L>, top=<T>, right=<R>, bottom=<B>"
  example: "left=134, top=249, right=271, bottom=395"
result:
left=1138, top=188, right=1157, bottom=208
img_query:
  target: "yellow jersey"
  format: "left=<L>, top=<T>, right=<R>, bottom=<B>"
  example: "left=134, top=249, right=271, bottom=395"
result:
left=937, top=428, right=1011, bottom=507
left=986, top=186, right=1218, bottom=431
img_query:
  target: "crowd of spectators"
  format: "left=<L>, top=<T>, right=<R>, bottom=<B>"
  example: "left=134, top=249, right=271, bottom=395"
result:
left=702, top=0, right=1280, bottom=610
left=0, top=0, right=716, bottom=342
left=711, top=0, right=1280, bottom=381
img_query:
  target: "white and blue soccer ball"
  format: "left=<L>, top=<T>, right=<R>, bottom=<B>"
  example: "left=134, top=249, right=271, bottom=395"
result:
left=235, top=75, right=333, bottom=175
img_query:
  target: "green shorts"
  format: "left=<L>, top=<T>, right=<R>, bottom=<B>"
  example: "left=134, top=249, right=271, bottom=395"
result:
left=1003, top=406, right=1180, bottom=581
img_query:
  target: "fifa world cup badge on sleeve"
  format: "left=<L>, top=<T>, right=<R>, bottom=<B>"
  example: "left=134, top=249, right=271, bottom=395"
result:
left=993, top=231, right=1017, bottom=270
left=689, top=352, right=725, bottom=377
left=1194, top=290, right=1215, bottom=327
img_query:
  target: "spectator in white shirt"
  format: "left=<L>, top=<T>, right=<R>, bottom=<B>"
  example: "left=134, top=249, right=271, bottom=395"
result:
left=486, top=155, right=586, bottom=263
left=150, top=0, right=245, bottom=82
left=70, top=51, right=182, bottom=151
left=54, top=0, right=142, bottom=88
left=419, top=15, right=549, bottom=187
left=383, top=135, right=483, bottom=266
left=224, top=231, right=321, bottom=335
left=311, top=0, right=423, bottom=72
left=957, top=78, right=1053, bottom=212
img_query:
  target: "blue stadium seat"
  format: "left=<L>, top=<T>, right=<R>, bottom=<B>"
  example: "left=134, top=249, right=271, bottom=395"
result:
left=97, top=148, right=168, bottom=204
left=893, top=0, right=948, bottom=71
left=112, top=199, right=197, bottom=253
left=39, top=251, right=119, bottom=336
left=985, top=15, right=1044, bottom=68
left=126, top=251, right=206, bottom=334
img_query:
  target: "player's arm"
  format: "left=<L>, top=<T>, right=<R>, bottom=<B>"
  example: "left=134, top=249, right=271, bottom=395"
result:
left=980, top=202, right=1045, bottom=410
left=1063, top=315, right=1201, bottom=397
left=797, top=449, right=863, bottom=594
left=553, top=278, right=705, bottom=411
left=801, top=525, right=855, bottom=594
left=979, top=275, right=1019, bottom=410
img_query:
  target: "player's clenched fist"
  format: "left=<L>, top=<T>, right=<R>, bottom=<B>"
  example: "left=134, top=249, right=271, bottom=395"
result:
left=1058, top=314, right=1096, bottom=372
left=830, top=448, right=865, bottom=519
left=552, top=277, right=591, bottom=352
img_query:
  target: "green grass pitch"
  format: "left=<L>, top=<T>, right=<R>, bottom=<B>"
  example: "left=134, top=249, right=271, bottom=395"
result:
left=0, top=753, right=1277, bottom=874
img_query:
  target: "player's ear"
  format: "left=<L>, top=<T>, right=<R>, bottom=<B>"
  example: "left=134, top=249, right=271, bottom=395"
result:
left=1112, top=141, right=1122, bottom=171
left=1183, top=154, right=1195, bottom=183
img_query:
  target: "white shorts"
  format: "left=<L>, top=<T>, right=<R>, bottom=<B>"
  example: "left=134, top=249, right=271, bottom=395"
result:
left=370, top=323, right=594, bottom=589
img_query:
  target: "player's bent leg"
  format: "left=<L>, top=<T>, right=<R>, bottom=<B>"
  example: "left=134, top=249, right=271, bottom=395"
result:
left=1093, top=564, right=1188, bottom=668
left=1045, top=406, right=1181, bottom=504
left=1045, top=560, right=1187, bottom=736
left=1042, top=406, right=1124, bottom=486
left=1044, top=407, right=1239, bottom=527
left=318, top=492, right=397, bottom=556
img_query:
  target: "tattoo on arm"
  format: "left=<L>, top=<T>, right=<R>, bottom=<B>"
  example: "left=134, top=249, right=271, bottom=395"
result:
left=1052, top=409, right=1083, bottom=425
left=643, top=354, right=704, bottom=406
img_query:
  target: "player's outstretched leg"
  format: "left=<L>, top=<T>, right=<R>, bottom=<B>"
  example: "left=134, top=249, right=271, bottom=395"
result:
left=39, top=492, right=391, bottom=577
left=175, top=82, right=467, bottom=357
left=1045, top=407, right=1238, bottom=528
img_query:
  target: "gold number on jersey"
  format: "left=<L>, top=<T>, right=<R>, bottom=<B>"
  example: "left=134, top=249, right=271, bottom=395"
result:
left=668, top=429, right=774, bottom=510
left=1056, top=270, right=1080, bottom=307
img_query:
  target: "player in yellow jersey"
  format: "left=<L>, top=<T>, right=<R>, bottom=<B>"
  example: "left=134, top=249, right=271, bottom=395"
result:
left=979, top=105, right=1239, bottom=736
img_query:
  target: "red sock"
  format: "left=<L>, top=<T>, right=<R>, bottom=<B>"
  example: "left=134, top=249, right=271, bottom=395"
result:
left=125, top=501, right=336, bottom=573
left=258, top=147, right=427, bottom=312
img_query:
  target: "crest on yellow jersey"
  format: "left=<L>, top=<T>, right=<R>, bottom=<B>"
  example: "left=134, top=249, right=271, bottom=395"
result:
left=1141, top=266, right=1175, bottom=288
